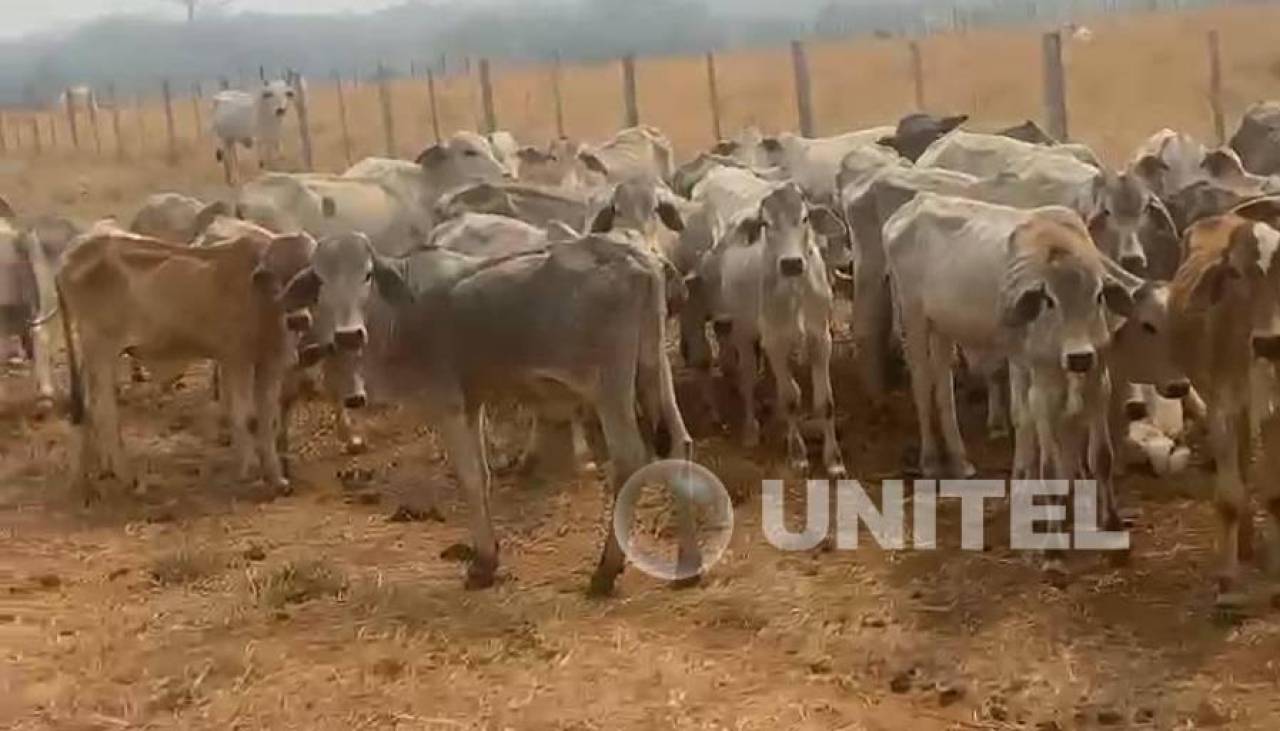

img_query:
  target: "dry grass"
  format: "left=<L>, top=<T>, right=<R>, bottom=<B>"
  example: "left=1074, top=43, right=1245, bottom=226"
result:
left=251, top=558, right=348, bottom=608
left=149, top=546, right=224, bottom=587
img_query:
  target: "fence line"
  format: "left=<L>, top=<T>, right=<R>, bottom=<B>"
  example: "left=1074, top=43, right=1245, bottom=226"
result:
left=478, top=59, right=497, bottom=135
left=1041, top=31, right=1069, bottom=141
left=622, top=55, right=639, bottom=127
left=790, top=41, right=815, bottom=137
left=705, top=52, right=722, bottom=142
left=1207, top=29, right=1225, bottom=145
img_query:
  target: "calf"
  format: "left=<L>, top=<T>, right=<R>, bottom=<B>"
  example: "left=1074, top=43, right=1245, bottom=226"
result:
left=281, top=231, right=695, bottom=594
left=883, top=193, right=1133, bottom=479
left=696, top=182, right=846, bottom=476
left=211, top=79, right=294, bottom=185
left=56, top=223, right=315, bottom=494
left=1167, top=204, right=1280, bottom=608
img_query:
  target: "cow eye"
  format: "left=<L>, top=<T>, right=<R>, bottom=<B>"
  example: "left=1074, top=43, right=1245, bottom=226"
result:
left=1045, top=295, right=1058, bottom=310
left=1142, top=322, right=1158, bottom=335
left=285, top=90, right=295, bottom=99
left=364, top=269, right=373, bottom=283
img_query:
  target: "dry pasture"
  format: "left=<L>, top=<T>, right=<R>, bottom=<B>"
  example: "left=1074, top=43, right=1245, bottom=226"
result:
left=4, top=4, right=1280, bottom=730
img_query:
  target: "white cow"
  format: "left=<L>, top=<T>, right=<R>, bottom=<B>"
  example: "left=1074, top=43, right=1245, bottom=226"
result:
left=918, top=130, right=1102, bottom=178
left=485, top=131, right=522, bottom=178
left=694, top=178, right=847, bottom=476
left=578, top=126, right=676, bottom=185
left=211, top=80, right=295, bottom=185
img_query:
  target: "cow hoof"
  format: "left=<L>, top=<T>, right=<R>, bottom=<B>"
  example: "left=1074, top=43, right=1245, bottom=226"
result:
left=1213, top=591, right=1249, bottom=619
left=344, top=437, right=368, bottom=455
left=587, top=571, right=618, bottom=598
left=270, top=479, right=292, bottom=497
left=827, top=462, right=847, bottom=479
left=464, top=567, right=496, bottom=591
left=1042, top=559, right=1069, bottom=588
left=790, top=458, right=810, bottom=474
left=955, top=461, right=977, bottom=479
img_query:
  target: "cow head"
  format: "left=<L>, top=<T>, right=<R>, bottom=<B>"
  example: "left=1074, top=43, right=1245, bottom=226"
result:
left=735, top=183, right=833, bottom=287
left=259, top=80, right=294, bottom=118
left=1214, top=205, right=1280, bottom=359
left=415, top=131, right=511, bottom=189
left=1002, top=216, right=1133, bottom=373
left=1088, top=171, right=1151, bottom=275
left=877, top=113, right=968, bottom=162
left=515, top=137, right=581, bottom=187
left=589, top=178, right=685, bottom=238
left=1229, top=102, right=1280, bottom=177
left=1109, top=282, right=1191, bottom=399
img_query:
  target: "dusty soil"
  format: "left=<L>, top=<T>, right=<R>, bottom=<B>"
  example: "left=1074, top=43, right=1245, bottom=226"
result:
left=3, top=345, right=1280, bottom=731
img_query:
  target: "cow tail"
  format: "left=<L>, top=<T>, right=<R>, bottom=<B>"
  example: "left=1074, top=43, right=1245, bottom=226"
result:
left=56, top=276, right=84, bottom=425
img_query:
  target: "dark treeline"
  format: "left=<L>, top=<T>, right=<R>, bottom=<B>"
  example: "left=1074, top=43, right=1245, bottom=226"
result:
left=0, top=0, right=1216, bottom=106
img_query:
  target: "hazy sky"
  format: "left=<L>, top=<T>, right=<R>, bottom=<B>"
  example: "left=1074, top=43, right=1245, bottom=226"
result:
left=0, top=1, right=401, bottom=38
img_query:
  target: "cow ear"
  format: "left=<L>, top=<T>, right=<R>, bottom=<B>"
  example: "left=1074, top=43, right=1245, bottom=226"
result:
left=1101, top=280, right=1135, bottom=318
left=656, top=201, right=685, bottom=232
left=808, top=206, right=848, bottom=240
left=1230, top=196, right=1280, bottom=224
left=1203, top=148, right=1246, bottom=180
left=590, top=205, right=616, bottom=233
left=761, top=137, right=782, bottom=153
left=416, top=144, right=447, bottom=167
left=875, top=135, right=900, bottom=152
left=738, top=216, right=766, bottom=244
left=371, top=256, right=412, bottom=305
left=579, top=151, right=608, bottom=176
left=1132, top=154, right=1168, bottom=191
left=939, top=114, right=968, bottom=133
left=280, top=267, right=321, bottom=310
left=0, top=195, right=14, bottom=221
left=1002, top=286, right=1045, bottom=327
left=193, top=200, right=229, bottom=239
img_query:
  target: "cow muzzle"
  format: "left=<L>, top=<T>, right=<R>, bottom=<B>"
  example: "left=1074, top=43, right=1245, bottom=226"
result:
left=285, top=310, right=313, bottom=333
left=778, top=257, right=805, bottom=277
left=1158, top=379, right=1191, bottom=400
left=344, top=393, right=368, bottom=410
left=334, top=328, right=367, bottom=352
left=1119, top=255, right=1147, bottom=276
left=1065, top=350, right=1096, bottom=373
left=275, top=108, right=287, bottom=117
left=1252, top=334, right=1280, bottom=360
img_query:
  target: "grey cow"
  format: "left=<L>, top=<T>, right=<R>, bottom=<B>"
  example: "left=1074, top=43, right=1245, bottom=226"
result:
left=280, top=230, right=696, bottom=594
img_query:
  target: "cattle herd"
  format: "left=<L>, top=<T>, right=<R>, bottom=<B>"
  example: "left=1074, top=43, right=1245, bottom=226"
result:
left=5, top=79, right=1280, bottom=611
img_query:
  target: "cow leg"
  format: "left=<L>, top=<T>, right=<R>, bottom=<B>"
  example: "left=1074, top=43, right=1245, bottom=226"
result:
left=986, top=364, right=1010, bottom=440
left=85, top=348, right=132, bottom=490
left=901, top=313, right=941, bottom=477
left=321, top=356, right=365, bottom=454
left=1088, top=383, right=1122, bottom=534
left=590, top=382, right=650, bottom=597
left=732, top=331, right=760, bottom=448
left=277, top=376, right=296, bottom=482
left=928, top=331, right=974, bottom=478
left=1208, top=404, right=1248, bottom=608
left=650, top=347, right=693, bottom=464
left=220, top=142, right=235, bottom=186
left=762, top=332, right=806, bottom=473
left=439, top=404, right=499, bottom=589
left=29, top=323, right=55, bottom=410
left=252, top=362, right=289, bottom=493
left=222, top=362, right=257, bottom=482
left=1009, top=361, right=1038, bottom=480
left=1258, top=412, right=1280, bottom=602
left=806, top=323, right=844, bottom=477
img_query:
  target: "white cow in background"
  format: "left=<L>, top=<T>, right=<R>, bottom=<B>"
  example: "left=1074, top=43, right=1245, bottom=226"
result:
left=211, top=80, right=295, bottom=185
left=62, top=86, right=99, bottom=116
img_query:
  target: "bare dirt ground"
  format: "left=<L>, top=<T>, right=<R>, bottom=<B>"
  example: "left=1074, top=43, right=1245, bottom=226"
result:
left=4, top=343, right=1280, bottom=730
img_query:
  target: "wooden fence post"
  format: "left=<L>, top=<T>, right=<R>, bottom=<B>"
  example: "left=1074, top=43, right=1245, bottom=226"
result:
left=791, top=40, right=815, bottom=137
left=478, top=58, right=497, bottom=134
left=134, top=94, right=146, bottom=154
left=1041, top=31, right=1069, bottom=142
left=909, top=41, right=926, bottom=111
left=706, top=52, right=722, bottom=142
left=426, top=69, right=442, bottom=143
left=108, top=83, right=124, bottom=159
left=30, top=116, right=41, bottom=156
left=287, top=70, right=314, bottom=172
left=552, top=52, right=566, bottom=138
left=1207, top=29, right=1225, bottom=146
left=162, top=79, right=178, bottom=164
left=219, top=76, right=230, bottom=91
left=48, top=115, right=58, bottom=149
left=0, top=112, right=6, bottom=155
left=191, top=82, right=204, bottom=140
left=334, top=72, right=353, bottom=166
left=621, top=54, right=640, bottom=127
left=87, top=90, right=102, bottom=154
left=377, top=62, right=397, bottom=157
left=64, top=89, right=80, bottom=150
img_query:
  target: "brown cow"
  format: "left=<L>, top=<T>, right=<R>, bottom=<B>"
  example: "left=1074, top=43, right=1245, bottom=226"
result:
left=1168, top=203, right=1280, bottom=609
left=56, top=222, right=315, bottom=495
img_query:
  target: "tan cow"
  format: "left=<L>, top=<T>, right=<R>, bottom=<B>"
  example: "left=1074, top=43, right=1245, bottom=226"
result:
left=57, top=223, right=315, bottom=496
left=1168, top=203, right=1280, bottom=609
